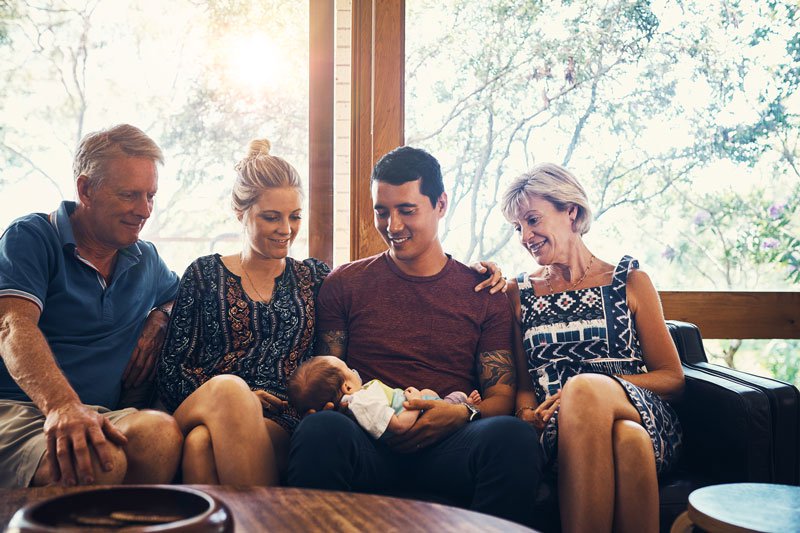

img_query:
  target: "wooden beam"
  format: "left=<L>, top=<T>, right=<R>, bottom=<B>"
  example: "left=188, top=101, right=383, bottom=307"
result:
left=661, top=291, right=800, bottom=339
left=350, top=0, right=404, bottom=260
left=309, top=0, right=335, bottom=266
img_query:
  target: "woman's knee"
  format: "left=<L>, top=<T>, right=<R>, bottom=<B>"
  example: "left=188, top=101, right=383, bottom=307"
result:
left=560, top=374, right=619, bottom=418
left=612, top=420, right=656, bottom=476
left=191, top=375, right=261, bottom=416
left=204, top=375, right=254, bottom=401
left=612, top=420, right=653, bottom=461
left=184, top=425, right=213, bottom=455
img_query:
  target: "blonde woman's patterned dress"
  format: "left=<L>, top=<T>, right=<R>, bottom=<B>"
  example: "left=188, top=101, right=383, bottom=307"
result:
left=157, top=254, right=329, bottom=432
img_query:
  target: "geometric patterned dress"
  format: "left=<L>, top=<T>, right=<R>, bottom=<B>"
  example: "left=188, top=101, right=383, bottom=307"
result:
left=517, top=255, right=682, bottom=474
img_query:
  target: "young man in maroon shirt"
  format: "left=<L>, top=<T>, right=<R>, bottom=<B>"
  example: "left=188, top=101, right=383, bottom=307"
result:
left=288, top=146, right=543, bottom=524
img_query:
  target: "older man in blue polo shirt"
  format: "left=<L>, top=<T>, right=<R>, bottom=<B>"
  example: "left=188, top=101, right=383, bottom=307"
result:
left=0, top=124, right=183, bottom=488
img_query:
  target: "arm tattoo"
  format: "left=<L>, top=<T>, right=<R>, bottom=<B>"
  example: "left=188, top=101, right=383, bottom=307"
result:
left=316, top=330, right=348, bottom=357
left=478, top=350, right=516, bottom=389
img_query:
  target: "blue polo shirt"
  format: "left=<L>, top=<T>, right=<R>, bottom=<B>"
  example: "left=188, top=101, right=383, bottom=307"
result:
left=0, top=201, right=179, bottom=408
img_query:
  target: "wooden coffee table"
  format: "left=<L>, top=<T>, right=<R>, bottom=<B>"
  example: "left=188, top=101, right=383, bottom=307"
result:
left=0, top=485, right=537, bottom=532
left=671, top=482, right=800, bottom=533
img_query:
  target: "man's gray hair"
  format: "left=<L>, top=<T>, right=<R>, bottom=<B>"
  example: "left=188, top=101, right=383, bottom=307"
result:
left=73, top=124, right=164, bottom=188
left=501, top=162, right=593, bottom=235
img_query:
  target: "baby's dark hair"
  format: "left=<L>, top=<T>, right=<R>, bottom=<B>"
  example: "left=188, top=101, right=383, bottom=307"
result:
left=288, top=357, right=346, bottom=415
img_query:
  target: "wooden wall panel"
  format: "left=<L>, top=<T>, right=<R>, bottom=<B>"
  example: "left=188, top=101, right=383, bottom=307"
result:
left=350, top=0, right=404, bottom=260
left=661, top=291, right=800, bottom=339
left=309, top=0, right=335, bottom=266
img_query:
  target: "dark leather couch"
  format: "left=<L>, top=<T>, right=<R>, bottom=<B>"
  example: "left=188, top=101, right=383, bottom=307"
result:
left=530, top=320, right=800, bottom=532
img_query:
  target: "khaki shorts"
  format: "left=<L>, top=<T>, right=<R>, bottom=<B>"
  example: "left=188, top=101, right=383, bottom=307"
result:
left=0, top=400, right=137, bottom=488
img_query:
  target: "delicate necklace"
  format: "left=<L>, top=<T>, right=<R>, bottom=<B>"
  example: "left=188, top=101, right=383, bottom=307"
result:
left=240, top=253, right=267, bottom=301
left=544, top=254, right=595, bottom=294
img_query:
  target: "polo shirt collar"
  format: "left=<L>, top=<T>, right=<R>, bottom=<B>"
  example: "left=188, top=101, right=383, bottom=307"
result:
left=49, top=200, right=143, bottom=258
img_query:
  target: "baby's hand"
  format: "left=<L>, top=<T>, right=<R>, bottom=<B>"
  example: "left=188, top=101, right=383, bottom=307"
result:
left=404, top=387, right=422, bottom=401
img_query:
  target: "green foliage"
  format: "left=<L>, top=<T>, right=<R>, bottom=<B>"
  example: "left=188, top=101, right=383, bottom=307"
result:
left=0, top=0, right=16, bottom=46
left=622, top=0, right=659, bottom=42
left=762, top=340, right=800, bottom=387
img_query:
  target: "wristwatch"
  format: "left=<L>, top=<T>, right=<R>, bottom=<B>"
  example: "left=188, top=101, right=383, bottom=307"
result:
left=464, top=403, right=481, bottom=422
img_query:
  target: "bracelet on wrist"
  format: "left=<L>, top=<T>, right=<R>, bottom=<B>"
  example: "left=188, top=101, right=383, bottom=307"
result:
left=152, top=305, right=171, bottom=318
left=515, top=406, right=536, bottom=417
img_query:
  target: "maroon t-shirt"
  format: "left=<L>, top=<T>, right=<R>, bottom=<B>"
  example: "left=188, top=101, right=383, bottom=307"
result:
left=316, top=252, right=513, bottom=396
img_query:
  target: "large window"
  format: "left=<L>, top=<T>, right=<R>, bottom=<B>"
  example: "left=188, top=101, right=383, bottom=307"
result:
left=406, top=0, right=799, bottom=291
left=1, top=0, right=311, bottom=274
left=405, top=0, right=799, bottom=383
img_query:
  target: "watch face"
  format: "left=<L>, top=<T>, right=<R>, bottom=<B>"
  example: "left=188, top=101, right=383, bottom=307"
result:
left=467, top=404, right=481, bottom=421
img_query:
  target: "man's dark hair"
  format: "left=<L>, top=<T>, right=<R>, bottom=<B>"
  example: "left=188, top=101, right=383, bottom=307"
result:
left=288, top=357, right=346, bottom=416
left=370, top=146, right=444, bottom=207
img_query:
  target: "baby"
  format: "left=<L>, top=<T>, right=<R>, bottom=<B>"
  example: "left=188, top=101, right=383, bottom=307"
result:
left=288, top=356, right=481, bottom=439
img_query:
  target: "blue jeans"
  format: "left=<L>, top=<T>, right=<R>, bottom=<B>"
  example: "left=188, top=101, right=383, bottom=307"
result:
left=288, top=411, right=544, bottom=525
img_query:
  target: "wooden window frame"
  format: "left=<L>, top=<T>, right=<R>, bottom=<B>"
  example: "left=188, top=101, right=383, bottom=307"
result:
left=309, top=0, right=336, bottom=267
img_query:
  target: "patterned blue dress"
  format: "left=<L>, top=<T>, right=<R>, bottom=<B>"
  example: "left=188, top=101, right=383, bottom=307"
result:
left=157, top=254, right=329, bottom=432
left=518, top=255, right=682, bottom=474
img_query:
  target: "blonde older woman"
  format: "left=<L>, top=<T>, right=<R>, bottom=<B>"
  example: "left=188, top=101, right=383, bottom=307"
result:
left=502, top=163, right=684, bottom=533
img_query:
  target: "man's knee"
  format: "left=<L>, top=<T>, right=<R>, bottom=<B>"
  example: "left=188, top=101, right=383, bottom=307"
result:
left=31, top=443, right=127, bottom=487
left=119, top=410, right=182, bottom=459
left=288, top=411, right=359, bottom=487
left=115, top=410, right=182, bottom=483
left=93, top=444, right=128, bottom=485
left=473, top=416, right=543, bottom=474
left=292, top=411, right=355, bottom=448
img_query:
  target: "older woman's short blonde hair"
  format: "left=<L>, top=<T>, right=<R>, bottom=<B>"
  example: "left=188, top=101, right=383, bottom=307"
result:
left=73, top=124, right=164, bottom=189
left=231, top=138, right=303, bottom=215
left=501, top=162, right=593, bottom=235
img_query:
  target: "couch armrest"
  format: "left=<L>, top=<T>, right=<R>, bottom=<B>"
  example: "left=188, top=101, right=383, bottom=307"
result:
left=667, top=320, right=774, bottom=482
left=668, top=319, right=800, bottom=485
left=674, top=365, right=773, bottom=482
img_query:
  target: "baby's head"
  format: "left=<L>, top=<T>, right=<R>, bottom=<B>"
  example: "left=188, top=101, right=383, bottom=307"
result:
left=288, top=356, right=362, bottom=415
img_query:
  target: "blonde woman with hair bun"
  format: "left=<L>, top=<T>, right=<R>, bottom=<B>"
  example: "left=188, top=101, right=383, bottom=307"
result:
left=156, top=138, right=329, bottom=486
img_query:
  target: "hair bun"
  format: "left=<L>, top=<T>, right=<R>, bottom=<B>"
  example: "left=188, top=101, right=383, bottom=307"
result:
left=247, top=139, right=272, bottom=158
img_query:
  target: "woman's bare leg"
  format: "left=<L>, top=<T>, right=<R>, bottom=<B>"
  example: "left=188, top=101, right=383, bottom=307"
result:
left=182, top=425, right=219, bottom=484
left=264, top=419, right=290, bottom=483
left=612, top=420, right=658, bottom=533
left=174, top=375, right=276, bottom=485
left=557, top=374, right=645, bottom=533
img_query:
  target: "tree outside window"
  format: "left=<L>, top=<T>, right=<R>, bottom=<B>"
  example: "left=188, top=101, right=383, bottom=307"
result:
left=406, top=0, right=800, bottom=382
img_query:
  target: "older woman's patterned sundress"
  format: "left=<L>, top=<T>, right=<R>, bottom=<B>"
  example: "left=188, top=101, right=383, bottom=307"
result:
left=518, top=255, right=682, bottom=474
left=157, top=254, right=329, bottom=432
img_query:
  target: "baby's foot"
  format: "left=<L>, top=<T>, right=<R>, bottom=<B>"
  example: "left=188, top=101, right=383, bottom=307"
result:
left=467, top=390, right=482, bottom=405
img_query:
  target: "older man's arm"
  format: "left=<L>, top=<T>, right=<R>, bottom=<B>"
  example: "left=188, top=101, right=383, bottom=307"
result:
left=0, top=297, right=127, bottom=486
left=122, top=301, right=174, bottom=388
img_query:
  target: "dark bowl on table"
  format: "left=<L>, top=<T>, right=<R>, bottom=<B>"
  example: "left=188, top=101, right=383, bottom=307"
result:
left=5, top=485, right=232, bottom=532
